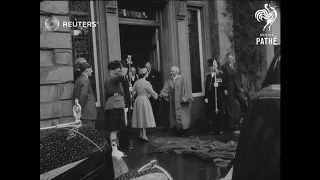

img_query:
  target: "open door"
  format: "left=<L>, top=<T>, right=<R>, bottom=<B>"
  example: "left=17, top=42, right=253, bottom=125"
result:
left=149, top=28, right=161, bottom=71
left=150, top=28, right=170, bottom=128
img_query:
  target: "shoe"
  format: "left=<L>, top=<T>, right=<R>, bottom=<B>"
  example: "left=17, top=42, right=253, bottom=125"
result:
left=227, top=130, right=235, bottom=136
left=141, top=138, right=149, bottom=142
left=213, top=132, right=220, bottom=135
left=181, top=129, right=188, bottom=137
left=239, top=118, right=244, bottom=124
left=220, top=131, right=224, bottom=135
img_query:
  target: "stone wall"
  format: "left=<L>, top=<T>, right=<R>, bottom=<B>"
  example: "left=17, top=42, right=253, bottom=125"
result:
left=208, top=0, right=235, bottom=65
left=232, top=0, right=271, bottom=97
left=40, top=1, right=75, bottom=128
left=210, top=0, right=279, bottom=98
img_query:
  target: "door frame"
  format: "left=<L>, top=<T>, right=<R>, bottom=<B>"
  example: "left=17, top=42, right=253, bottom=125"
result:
left=119, top=18, right=160, bottom=27
left=118, top=12, right=162, bottom=72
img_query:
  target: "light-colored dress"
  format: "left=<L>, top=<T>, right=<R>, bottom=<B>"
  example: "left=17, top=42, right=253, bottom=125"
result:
left=131, top=78, right=158, bottom=128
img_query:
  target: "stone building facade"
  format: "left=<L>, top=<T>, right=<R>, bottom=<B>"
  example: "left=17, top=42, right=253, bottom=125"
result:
left=40, top=1, right=75, bottom=128
left=40, top=0, right=280, bottom=132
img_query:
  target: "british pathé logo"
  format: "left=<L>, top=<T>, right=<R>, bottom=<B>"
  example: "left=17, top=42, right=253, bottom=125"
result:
left=255, top=3, right=277, bottom=32
left=256, top=33, right=278, bottom=45
left=255, top=4, right=279, bottom=45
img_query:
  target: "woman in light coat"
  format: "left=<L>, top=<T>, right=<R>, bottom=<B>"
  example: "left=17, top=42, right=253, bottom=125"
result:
left=131, top=68, right=158, bottom=141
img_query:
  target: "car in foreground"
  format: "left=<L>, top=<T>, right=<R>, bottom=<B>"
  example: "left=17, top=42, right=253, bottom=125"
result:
left=231, top=49, right=281, bottom=180
left=40, top=125, right=115, bottom=180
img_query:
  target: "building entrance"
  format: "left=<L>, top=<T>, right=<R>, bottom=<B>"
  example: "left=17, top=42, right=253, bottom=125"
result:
left=119, top=23, right=165, bottom=126
left=119, top=24, right=160, bottom=70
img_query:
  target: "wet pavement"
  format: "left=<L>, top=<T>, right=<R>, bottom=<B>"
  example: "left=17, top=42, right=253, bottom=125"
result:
left=123, top=141, right=222, bottom=180
left=102, top=129, right=239, bottom=180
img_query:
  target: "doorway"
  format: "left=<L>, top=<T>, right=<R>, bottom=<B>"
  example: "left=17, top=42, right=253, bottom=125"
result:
left=120, top=24, right=166, bottom=127
left=119, top=24, right=160, bottom=70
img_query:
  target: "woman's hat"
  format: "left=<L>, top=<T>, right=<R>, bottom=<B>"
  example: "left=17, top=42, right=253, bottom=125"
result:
left=207, top=58, right=218, bottom=67
left=139, top=68, right=148, bottom=75
left=75, top=58, right=87, bottom=65
left=107, top=60, right=121, bottom=70
left=79, top=62, right=92, bottom=72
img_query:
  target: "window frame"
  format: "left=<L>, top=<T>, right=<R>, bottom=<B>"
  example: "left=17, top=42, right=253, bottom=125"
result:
left=187, top=7, right=205, bottom=97
left=69, top=1, right=101, bottom=107
left=89, top=1, right=101, bottom=107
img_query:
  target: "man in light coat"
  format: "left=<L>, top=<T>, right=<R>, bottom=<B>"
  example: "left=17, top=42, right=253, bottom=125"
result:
left=159, top=66, right=193, bottom=137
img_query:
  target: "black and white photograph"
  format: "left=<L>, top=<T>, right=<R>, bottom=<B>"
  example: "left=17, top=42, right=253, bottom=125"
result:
left=40, top=0, right=281, bottom=180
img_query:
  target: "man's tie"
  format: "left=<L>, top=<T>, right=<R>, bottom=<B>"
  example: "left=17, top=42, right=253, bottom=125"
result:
left=230, top=63, right=234, bottom=70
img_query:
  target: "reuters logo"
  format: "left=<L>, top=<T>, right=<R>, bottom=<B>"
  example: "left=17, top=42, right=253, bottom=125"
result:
left=45, top=17, right=60, bottom=31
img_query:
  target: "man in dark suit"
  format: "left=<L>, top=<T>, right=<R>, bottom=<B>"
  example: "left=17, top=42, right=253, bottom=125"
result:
left=126, top=66, right=139, bottom=109
left=117, top=61, right=131, bottom=111
left=221, top=52, right=243, bottom=132
left=118, top=61, right=133, bottom=126
left=73, top=62, right=97, bottom=128
left=234, top=74, right=248, bottom=121
left=128, top=66, right=139, bottom=87
left=145, top=61, right=162, bottom=125
left=205, top=59, right=228, bottom=135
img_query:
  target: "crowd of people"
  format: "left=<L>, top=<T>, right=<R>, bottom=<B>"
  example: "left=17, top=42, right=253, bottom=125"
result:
left=72, top=52, right=248, bottom=150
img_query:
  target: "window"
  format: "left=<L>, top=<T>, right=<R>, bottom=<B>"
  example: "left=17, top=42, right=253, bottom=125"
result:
left=69, top=1, right=101, bottom=107
left=117, top=0, right=158, bottom=21
left=188, top=8, right=204, bottom=96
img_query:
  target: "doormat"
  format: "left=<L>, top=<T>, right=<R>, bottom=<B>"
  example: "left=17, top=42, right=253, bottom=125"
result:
left=149, top=136, right=237, bottom=168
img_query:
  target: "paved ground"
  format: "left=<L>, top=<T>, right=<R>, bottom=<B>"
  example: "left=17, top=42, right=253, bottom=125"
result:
left=104, top=128, right=239, bottom=180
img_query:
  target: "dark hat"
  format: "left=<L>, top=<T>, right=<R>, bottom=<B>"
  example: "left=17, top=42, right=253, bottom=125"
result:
left=207, top=58, right=218, bottom=67
left=79, top=62, right=92, bottom=72
left=107, top=60, right=122, bottom=70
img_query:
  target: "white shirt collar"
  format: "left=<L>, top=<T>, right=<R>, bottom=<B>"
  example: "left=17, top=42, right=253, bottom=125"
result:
left=211, top=72, right=216, bottom=77
left=173, top=74, right=178, bottom=79
left=82, top=73, right=88, bottom=79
